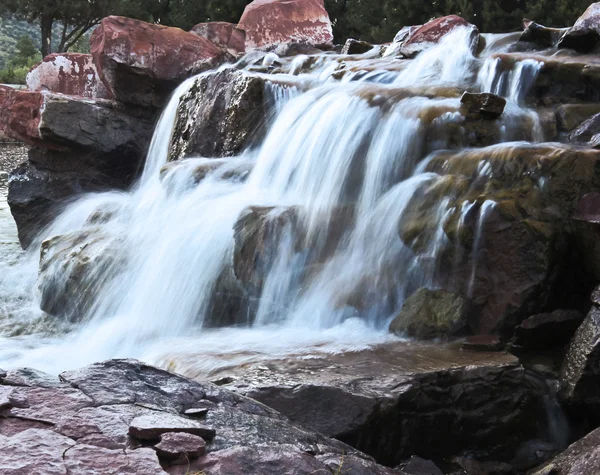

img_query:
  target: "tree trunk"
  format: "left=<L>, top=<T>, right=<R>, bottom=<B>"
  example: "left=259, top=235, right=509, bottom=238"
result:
left=40, top=13, right=54, bottom=57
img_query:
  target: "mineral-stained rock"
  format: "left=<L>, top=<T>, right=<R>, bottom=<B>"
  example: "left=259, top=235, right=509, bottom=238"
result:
left=558, top=2, right=600, bottom=53
left=129, top=413, right=216, bottom=441
left=460, top=91, right=506, bottom=119
left=169, top=69, right=267, bottom=160
left=399, top=15, right=480, bottom=57
left=190, top=22, right=246, bottom=55
left=222, top=342, right=554, bottom=467
left=238, top=0, right=334, bottom=51
left=529, top=426, right=600, bottom=475
left=511, top=310, right=583, bottom=350
left=153, top=432, right=206, bottom=460
left=26, top=53, right=111, bottom=99
left=91, top=16, right=230, bottom=108
left=0, top=359, right=397, bottom=474
left=389, top=288, right=467, bottom=339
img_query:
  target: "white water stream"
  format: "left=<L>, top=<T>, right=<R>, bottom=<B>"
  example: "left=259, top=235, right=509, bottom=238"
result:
left=0, top=28, right=544, bottom=376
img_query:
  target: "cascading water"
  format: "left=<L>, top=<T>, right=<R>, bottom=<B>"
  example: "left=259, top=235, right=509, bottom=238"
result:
left=0, top=27, right=548, bottom=375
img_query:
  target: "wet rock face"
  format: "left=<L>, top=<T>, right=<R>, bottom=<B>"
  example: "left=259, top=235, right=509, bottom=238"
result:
left=169, top=69, right=267, bottom=160
left=569, top=112, right=600, bottom=147
left=559, top=2, right=600, bottom=53
left=221, top=343, right=553, bottom=468
left=519, top=19, right=567, bottom=49
left=91, top=16, right=230, bottom=108
left=460, top=92, right=506, bottom=119
left=190, top=22, right=246, bottom=55
left=511, top=310, right=583, bottom=350
left=530, top=426, right=600, bottom=475
left=238, top=0, right=334, bottom=52
left=0, top=359, right=396, bottom=475
left=559, top=290, right=600, bottom=417
left=389, top=288, right=467, bottom=339
left=26, top=53, right=111, bottom=99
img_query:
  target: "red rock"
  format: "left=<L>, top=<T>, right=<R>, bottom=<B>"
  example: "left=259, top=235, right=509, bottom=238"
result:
left=190, top=22, right=246, bottom=54
left=401, top=15, right=479, bottom=57
left=0, top=86, right=45, bottom=146
left=90, top=16, right=230, bottom=107
left=26, top=53, right=111, bottom=99
left=154, top=432, right=206, bottom=460
left=238, top=0, right=333, bottom=51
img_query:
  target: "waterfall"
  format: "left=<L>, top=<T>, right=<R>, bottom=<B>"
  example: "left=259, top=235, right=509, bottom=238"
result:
left=0, top=26, right=549, bottom=374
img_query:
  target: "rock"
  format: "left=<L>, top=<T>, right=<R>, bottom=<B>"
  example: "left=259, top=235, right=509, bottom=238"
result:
left=569, top=112, right=600, bottom=145
left=153, top=432, right=206, bottom=460
left=460, top=92, right=506, bottom=119
left=129, top=413, right=215, bottom=441
left=400, top=456, right=444, bottom=475
left=389, top=288, right=467, bottom=339
left=222, top=342, right=553, bottom=467
left=168, top=69, right=267, bottom=160
left=559, top=292, right=600, bottom=414
left=190, top=22, right=246, bottom=55
left=556, top=104, right=600, bottom=132
left=91, top=16, right=230, bottom=108
left=575, top=192, right=600, bottom=224
left=342, top=39, right=375, bottom=55
left=574, top=192, right=600, bottom=281
left=0, top=359, right=395, bottom=474
left=511, top=310, right=583, bottom=350
left=8, top=147, right=141, bottom=249
left=26, top=53, right=111, bottom=99
left=37, top=228, right=126, bottom=321
left=238, top=0, right=334, bottom=52
left=462, top=335, right=504, bottom=352
left=559, top=2, right=600, bottom=53
left=519, top=19, right=567, bottom=48
left=529, top=426, right=600, bottom=475
left=454, top=457, right=514, bottom=475
left=0, top=86, right=45, bottom=147
left=399, top=15, right=479, bottom=57
left=160, top=158, right=253, bottom=186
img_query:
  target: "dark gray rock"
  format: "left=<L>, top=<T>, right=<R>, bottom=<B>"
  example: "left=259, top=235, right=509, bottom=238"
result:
left=222, top=342, right=554, bottom=467
left=128, top=413, right=216, bottom=441
left=511, top=310, right=584, bottom=350
left=169, top=68, right=268, bottom=160
left=559, top=3, right=600, bottom=53
left=519, top=19, right=567, bottom=48
left=460, top=92, right=506, bottom=119
left=529, top=426, right=600, bottom=474
left=400, top=456, right=444, bottom=475
left=0, top=359, right=396, bottom=475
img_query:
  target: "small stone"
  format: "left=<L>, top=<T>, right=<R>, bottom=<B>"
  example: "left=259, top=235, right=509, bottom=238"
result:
left=462, top=335, right=504, bottom=352
left=128, top=413, right=216, bottom=441
left=154, top=432, right=206, bottom=460
left=460, top=92, right=506, bottom=119
left=401, top=455, right=444, bottom=475
left=342, top=39, right=374, bottom=55
left=184, top=408, right=209, bottom=418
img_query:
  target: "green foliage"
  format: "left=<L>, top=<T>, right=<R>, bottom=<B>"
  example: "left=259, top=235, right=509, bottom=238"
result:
left=0, top=35, right=41, bottom=85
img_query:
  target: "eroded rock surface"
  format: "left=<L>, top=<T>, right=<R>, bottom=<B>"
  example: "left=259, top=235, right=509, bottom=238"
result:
left=0, top=359, right=397, bottom=475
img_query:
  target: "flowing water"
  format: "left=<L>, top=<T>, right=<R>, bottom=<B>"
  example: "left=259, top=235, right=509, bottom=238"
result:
left=0, top=28, right=546, bottom=376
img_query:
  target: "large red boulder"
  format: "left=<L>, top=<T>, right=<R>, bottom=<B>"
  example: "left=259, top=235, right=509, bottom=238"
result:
left=559, top=2, right=600, bottom=52
left=190, top=22, right=246, bottom=55
left=26, top=53, right=111, bottom=99
left=0, top=86, right=45, bottom=146
left=238, top=0, right=333, bottom=51
left=90, top=16, right=230, bottom=108
left=398, top=15, right=479, bottom=57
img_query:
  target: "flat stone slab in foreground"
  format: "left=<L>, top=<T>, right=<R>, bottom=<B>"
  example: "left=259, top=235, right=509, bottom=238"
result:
left=0, top=359, right=398, bottom=475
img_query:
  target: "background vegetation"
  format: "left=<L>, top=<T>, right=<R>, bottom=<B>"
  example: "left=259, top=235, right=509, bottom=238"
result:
left=0, top=0, right=595, bottom=84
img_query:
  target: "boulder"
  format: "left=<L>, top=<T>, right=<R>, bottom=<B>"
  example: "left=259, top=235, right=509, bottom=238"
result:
left=398, top=15, right=479, bottom=58
left=569, top=112, right=600, bottom=146
left=0, top=359, right=397, bottom=474
left=529, top=426, right=600, bottom=475
left=559, top=290, right=600, bottom=416
left=190, top=22, right=246, bottom=54
left=399, top=457, right=444, bottom=475
left=238, top=0, right=334, bottom=52
left=90, top=16, right=230, bottom=108
left=511, top=310, right=583, bottom=350
left=169, top=69, right=267, bottom=160
left=221, top=342, right=555, bottom=467
left=556, top=104, right=600, bottom=133
left=460, top=92, right=506, bottom=119
left=37, top=228, right=126, bottom=321
left=0, top=87, right=45, bottom=147
left=26, top=53, right=111, bottom=99
left=389, top=288, right=467, bottom=339
left=519, top=19, right=567, bottom=49
left=342, top=39, right=375, bottom=55
left=558, top=2, right=600, bottom=53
